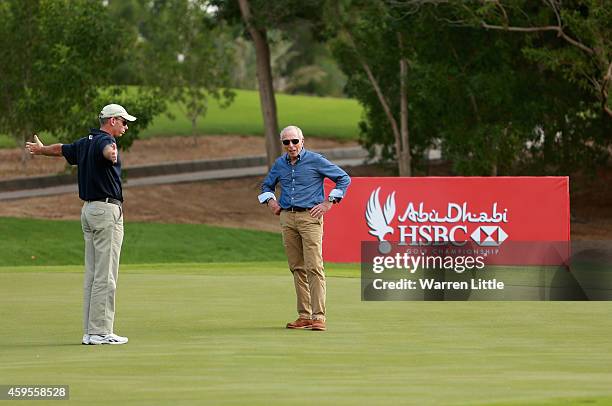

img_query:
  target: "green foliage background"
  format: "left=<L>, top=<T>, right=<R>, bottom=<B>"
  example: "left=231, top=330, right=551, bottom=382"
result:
left=329, top=0, right=611, bottom=176
left=0, top=0, right=609, bottom=175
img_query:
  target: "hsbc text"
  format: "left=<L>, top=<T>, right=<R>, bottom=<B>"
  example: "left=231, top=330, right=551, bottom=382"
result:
left=398, top=225, right=468, bottom=245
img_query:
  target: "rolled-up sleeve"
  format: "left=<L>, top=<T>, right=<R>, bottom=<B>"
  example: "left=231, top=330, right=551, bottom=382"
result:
left=257, top=162, right=280, bottom=204
left=317, top=156, right=351, bottom=200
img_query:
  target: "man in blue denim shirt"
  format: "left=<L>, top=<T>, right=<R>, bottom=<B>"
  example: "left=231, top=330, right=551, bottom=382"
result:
left=258, top=125, right=351, bottom=331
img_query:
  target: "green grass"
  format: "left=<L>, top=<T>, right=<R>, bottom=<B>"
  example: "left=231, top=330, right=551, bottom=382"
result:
left=0, top=136, right=18, bottom=148
left=0, top=89, right=362, bottom=148
left=140, top=89, right=362, bottom=140
left=0, top=217, right=285, bottom=266
left=2, top=218, right=611, bottom=404
left=1, top=129, right=56, bottom=149
left=1, top=264, right=612, bottom=405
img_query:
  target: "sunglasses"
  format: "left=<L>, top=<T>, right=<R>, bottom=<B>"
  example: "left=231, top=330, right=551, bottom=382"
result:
left=116, top=117, right=128, bottom=126
left=282, top=139, right=300, bottom=145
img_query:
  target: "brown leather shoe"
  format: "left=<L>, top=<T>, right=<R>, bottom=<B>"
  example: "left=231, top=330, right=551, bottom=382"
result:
left=311, top=319, right=326, bottom=331
left=286, top=318, right=313, bottom=329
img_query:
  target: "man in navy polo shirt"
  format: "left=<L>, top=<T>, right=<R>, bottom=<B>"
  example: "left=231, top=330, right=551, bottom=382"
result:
left=25, top=104, right=136, bottom=345
left=258, top=125, right=351, bottom=331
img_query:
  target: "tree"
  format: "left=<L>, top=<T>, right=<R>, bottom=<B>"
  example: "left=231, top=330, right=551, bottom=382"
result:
left=461, top=0, right=611, bottom=119
left=438, top=0, right=611, bottom=174
left=0, top=0, right=112, bottom=162
left=329, top=0, right=610, bottom=176
left=135, top=0, right=235, bottom=144
left=228, top=27, right=345, bottom=96
left=412, top=9, right=559, bottom=176
left=237, top=0, right=281, bottom=167
left=0, top=0, right=163, bottom=169
left=214, top=0, right=324, bottom=168
left=328, top=0, right=416, bottom=176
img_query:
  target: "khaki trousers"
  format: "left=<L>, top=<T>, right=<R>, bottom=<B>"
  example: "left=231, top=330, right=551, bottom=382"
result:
left=280, top=210, right=326, bottom=321
left=81, top=201, right=124, bottom=335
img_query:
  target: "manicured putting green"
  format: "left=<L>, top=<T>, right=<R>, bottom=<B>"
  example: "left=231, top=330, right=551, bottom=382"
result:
left=1, top=264, right=611, bottom=405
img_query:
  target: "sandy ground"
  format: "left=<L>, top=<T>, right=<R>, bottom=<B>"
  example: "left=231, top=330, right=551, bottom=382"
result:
left=0, top=135, right=359, bottom=233
left=0, top=163, right=389, bottom=234
left=0, top=177, right=281, bottom=232
left=1, top=135, right=610, bottom=238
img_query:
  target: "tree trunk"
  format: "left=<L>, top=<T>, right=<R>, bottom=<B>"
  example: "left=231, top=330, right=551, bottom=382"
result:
left=21, top=129, right=30, bottom=173
left=398, top=33, right=411, bottom=176
left=21, top=137, right=29, bottom=172
left=343, top=30, right=407, bottom=175
left=237, top=0, right=281, bottom=168
left=191, top=115, right=198, bottom=146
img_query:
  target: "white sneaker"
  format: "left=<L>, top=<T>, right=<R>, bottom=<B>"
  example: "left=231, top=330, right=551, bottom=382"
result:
left=89, top=333, right=129, bottom=345
left=82, top=334, right=91, bottom=345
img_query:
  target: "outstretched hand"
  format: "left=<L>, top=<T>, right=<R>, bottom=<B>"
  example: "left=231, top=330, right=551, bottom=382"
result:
left=25, top=134, right=43, bottom=155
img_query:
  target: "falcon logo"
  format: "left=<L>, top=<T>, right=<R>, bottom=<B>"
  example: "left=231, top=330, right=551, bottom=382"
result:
left=365, top=187, right=395, bottom=242
left=365, top=188, right=396, bottom=253
left=470, top=226, right=508, bottom=246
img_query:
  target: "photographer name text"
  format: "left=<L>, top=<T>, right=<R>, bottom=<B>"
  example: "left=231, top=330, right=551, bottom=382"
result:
left=372, top=278, right=504, bottom=290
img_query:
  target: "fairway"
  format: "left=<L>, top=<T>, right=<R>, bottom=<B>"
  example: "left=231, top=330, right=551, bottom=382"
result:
left=0, top=89, right=362, bottom=148
left=1, top=264, right=612, bottom=405
left=140, top=89, right=362, bottom=140
left=0, top=217, right=285, bottom=266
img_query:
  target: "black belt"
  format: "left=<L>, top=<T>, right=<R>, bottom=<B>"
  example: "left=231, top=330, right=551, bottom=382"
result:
left=90, top=197, right=122, bottom=207
left=283, top=206, right=310, bottom=212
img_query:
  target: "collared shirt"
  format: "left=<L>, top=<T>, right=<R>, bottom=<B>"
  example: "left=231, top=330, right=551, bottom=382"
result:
left=61, top=128, right=123, bottom=202
left=258, top=148, right=351, bottom=208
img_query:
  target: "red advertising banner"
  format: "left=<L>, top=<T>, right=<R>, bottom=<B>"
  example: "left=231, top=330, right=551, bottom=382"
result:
left=323, top=177, right=570, bottom=265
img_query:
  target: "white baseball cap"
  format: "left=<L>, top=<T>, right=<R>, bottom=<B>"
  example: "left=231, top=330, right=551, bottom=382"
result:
left=99, top=104, right=137, bottom=121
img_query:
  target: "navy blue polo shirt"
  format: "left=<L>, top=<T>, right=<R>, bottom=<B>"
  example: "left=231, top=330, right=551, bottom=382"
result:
left=61, top=128, right=123, bottom=202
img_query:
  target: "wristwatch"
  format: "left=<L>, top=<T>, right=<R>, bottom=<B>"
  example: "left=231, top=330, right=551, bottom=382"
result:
left=328, top=196, right=339, bottom=204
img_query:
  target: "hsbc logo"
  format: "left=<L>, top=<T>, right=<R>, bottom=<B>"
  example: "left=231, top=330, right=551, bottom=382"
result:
left=470, top=226, right=508, bottom=246
left=365, top=188, right=510, bottom=247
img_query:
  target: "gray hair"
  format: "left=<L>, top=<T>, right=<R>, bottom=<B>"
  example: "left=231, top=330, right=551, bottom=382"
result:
left=280, top=125, right=303, bottom=140
left=99, top=116, right=110, bottom=126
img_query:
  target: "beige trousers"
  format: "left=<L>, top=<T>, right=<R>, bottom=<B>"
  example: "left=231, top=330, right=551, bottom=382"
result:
left=280, top=210, right=326, bottom=321
left=81, top=201, right=124, bottom=335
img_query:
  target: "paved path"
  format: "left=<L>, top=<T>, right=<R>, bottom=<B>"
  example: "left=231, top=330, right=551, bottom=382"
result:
left=0, top=149, right=366, bottom=201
